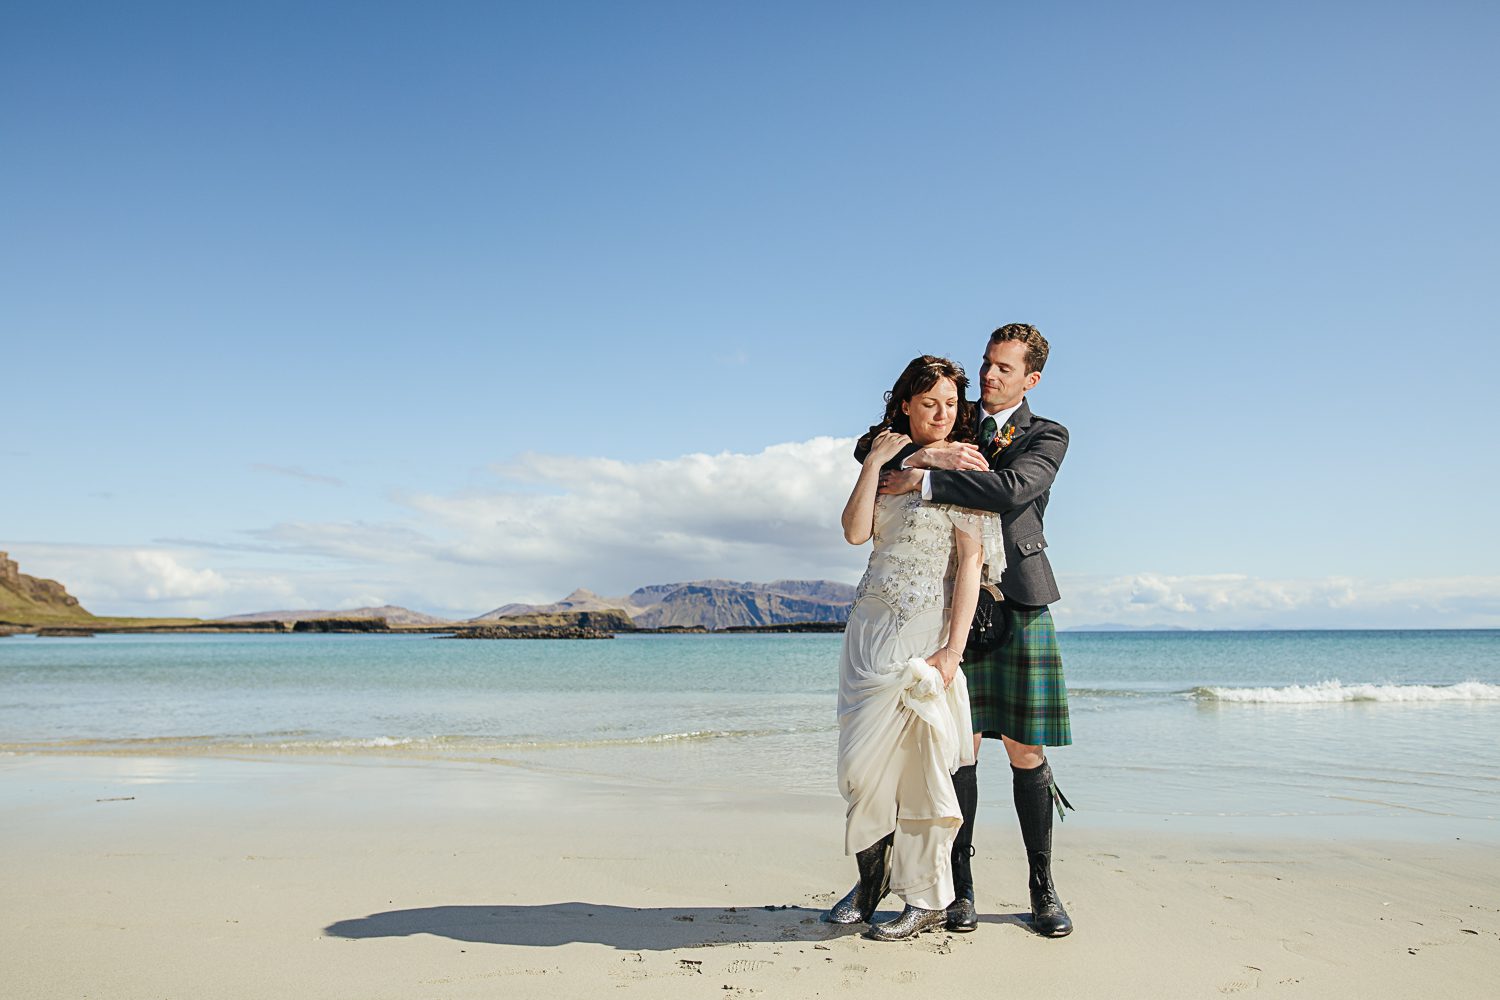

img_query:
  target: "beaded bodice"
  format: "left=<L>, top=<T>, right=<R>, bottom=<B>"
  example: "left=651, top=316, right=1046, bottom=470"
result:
left=854, top=493, right=983, bottom=629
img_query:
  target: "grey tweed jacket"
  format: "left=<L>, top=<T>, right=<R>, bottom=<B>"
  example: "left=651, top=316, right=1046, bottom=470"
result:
left=855, top=398, right=1068, bottom=607
left=928, top=399, right=1067, bottom=607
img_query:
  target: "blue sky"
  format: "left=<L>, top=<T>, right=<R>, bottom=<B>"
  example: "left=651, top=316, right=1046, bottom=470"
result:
left=3, top=2, right=1497, bottom=626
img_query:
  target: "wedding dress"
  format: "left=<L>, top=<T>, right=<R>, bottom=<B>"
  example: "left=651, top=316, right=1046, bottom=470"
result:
left=837, top=492, right=1001, bottom=909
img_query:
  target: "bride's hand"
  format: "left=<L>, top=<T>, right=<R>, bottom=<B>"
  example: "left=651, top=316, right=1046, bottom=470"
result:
left=926, top=647, right=961, bottom=688
left=906, top=441, right=988, bottom=472
left=865, top=429, right=911, bottom=466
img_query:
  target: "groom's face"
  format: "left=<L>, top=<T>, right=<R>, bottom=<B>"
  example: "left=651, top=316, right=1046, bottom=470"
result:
left=979, top=339, right=1042, bottom=412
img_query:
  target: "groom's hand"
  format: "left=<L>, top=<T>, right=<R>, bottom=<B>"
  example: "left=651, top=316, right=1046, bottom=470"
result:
left=907, top=442, right=988, bottom=472
left=878, top=469, right=924, bottom=495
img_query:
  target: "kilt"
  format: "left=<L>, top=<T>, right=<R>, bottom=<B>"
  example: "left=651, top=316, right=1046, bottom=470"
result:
left=962, top=602, right=1072, bottom=747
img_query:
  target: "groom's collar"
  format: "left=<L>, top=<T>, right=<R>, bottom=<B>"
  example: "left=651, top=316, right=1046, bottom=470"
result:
left=980, top=398, right=1026, bottom=431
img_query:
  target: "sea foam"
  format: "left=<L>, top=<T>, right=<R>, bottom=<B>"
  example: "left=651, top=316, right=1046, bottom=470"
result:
left=1193, top=680, right=1500, bottom=704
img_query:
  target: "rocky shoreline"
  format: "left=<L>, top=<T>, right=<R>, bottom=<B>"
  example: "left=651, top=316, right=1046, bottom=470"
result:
left=446, top=625, right=614, bottom=640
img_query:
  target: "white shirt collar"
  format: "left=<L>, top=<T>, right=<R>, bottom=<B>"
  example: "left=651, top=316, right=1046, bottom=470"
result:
left=979, top=400, right=1023, bottom=432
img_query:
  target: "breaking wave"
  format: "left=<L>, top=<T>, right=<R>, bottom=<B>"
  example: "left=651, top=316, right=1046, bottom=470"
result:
left=0, top=727, right=819, bottom=757
left=1192, top=680, right=1500, bottom=704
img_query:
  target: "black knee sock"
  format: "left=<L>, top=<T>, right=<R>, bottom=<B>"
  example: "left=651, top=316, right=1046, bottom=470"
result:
left=950, top=764, right=978, bottom=900
left=1011, top=759, right=1054, bottom=859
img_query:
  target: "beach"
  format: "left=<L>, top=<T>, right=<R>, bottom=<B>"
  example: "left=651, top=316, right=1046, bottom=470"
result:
left=3, top=752, right=1496, bottom=999
left=3, top=631, right=1498, bottom=997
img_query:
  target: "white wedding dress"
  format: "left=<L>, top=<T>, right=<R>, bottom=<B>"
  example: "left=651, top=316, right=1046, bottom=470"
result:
left=837, top=492, right=1002, bottom=909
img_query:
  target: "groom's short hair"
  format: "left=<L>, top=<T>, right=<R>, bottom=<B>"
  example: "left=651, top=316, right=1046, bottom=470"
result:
left=989, top=323, right=1050, bottom=373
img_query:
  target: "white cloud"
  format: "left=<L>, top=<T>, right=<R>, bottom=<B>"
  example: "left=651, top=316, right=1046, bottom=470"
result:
left=242, top=436, right=869, bottom=611
left=1057, top=573, right=1500, bottom=629
left=3, top=543, right=303, bottom=618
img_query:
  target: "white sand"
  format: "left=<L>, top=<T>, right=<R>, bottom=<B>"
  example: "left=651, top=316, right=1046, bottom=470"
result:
left=1, top=754, right=1495, bottom=999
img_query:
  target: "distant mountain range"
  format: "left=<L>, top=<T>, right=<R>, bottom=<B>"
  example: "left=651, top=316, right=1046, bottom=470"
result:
left=218, top=579, right=857, bottom=630
left=218, top=605, right=453, bottom=627
left=477, top=579, right=856, bottom=629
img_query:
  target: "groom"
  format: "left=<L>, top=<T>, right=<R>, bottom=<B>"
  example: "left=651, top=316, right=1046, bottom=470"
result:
left=876, top=322, right=1074, bottom=938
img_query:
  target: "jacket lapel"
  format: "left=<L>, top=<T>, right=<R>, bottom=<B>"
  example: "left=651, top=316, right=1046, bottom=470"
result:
left=987, top=398, right=1033, bottom=470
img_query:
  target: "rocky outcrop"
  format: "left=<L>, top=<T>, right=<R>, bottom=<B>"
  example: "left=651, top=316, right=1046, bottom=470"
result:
left=487, top=609, right=636, bottom=631
left=447, top=625, right=613, bottom=640
left=721, top=621, right=846, bottom=633
left=0, top=551, right=92, bottom=622
left=290, top=618, right=389, bottom=633
left=447, top=608, right=632, bottom=639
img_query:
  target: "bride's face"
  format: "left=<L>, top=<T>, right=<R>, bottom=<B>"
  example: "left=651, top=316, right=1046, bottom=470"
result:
left=902, top=377, right=959, bottom=446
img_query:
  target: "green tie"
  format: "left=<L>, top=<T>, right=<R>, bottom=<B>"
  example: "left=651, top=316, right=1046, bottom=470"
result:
left=980, top=416, right=997, bottom=445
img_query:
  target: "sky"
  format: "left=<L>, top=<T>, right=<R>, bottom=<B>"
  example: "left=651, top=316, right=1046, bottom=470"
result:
left=2, top=1, right=1497, bottom=628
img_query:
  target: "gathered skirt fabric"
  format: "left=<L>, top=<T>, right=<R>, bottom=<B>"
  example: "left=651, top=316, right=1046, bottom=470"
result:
left=838, top=597, right=974, bottom=908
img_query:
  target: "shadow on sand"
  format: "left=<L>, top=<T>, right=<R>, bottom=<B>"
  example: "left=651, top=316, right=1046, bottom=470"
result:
left=323, top=902, right=1034, bottom=950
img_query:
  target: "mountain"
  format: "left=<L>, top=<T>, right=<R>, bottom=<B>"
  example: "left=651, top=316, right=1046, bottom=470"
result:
left=0, top=551, right=93, bottom=624
left=474, top=588, right=632, bottom=620
left=474, top=579, right=855, bottom=630
left=217, top=605, right=452, bottom=626
left=630, top=583, right=850, bottom=629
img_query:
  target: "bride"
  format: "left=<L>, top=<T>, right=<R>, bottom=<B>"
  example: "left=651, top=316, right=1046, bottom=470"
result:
left=828, top=355, right=1002, bottom=940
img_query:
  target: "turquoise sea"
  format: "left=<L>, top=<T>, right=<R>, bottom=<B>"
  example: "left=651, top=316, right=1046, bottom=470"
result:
left=2, top=630, right=1497, bottom=842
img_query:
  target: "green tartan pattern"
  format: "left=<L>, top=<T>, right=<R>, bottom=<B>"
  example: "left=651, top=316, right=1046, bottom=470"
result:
left=961, top=603, right=1072, bottom=746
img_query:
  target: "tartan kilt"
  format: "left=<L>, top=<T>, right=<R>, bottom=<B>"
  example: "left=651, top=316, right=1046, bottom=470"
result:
left=961, top=602, right=1072, bottom=746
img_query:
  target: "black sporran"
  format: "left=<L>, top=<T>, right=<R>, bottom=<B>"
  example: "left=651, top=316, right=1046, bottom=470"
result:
left=966, top=582, right=1007, bottom=655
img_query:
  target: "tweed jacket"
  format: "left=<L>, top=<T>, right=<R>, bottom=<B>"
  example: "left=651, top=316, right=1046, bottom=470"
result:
left=928, top=399, right=1066, bottom=607
left=853, top=398, right=1067, bottom=607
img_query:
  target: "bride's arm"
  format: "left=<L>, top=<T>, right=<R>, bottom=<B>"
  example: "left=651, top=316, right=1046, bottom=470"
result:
left=928, top=526, right=983, bottom=687
left=841, top=429, right=909, bottom=544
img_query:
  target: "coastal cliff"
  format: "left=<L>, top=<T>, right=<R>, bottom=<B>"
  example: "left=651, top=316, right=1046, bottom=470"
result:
left=0, top=551, right=93, bottom=624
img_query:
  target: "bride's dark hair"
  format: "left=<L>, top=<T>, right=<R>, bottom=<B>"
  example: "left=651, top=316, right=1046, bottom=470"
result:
left=856, top=355, right=975, bottom=454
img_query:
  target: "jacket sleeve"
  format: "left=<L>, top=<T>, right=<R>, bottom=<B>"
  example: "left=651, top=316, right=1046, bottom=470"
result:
left=853, top=435, right=919, bottom=471
left=928, top=421, right=1068, bottom=515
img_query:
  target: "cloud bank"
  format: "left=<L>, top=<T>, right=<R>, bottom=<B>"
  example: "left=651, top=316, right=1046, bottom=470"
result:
left=8, top=437, right=1500, bottom=627
left=1055, top=572, right=1500, bottom=629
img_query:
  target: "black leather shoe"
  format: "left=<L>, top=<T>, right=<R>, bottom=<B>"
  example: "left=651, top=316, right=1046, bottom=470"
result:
left=868, top=904, right=947, bottom=941
left=945, top=896, right=978, bottom=932
left=1027, top=852, right=1073, bottom=937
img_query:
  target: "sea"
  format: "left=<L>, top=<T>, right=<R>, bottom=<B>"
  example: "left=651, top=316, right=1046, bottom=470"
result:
left=2, top=630, right=1497, bottom=842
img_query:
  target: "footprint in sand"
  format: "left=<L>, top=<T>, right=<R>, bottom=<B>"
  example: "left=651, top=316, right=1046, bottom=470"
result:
left=841, top=962, right=868, bottom=987
left=727, top=959, right=769, bottom=973
left=1218, top=967, right=1262, bottom=994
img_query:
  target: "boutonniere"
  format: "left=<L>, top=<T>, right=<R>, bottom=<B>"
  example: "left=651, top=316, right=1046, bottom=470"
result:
left=984, top=422, right=1018, bottom=460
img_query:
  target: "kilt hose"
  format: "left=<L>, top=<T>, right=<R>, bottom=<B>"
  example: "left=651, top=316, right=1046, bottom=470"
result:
left=962, top=601, right=1072, bottom=747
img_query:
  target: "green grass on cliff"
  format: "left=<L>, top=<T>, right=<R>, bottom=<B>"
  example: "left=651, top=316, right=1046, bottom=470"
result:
left=0, top=590, right=200, bottom=629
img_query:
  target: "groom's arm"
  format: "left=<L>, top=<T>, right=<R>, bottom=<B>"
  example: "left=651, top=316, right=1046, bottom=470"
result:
left=926, top=422, right=1068, bottom=515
